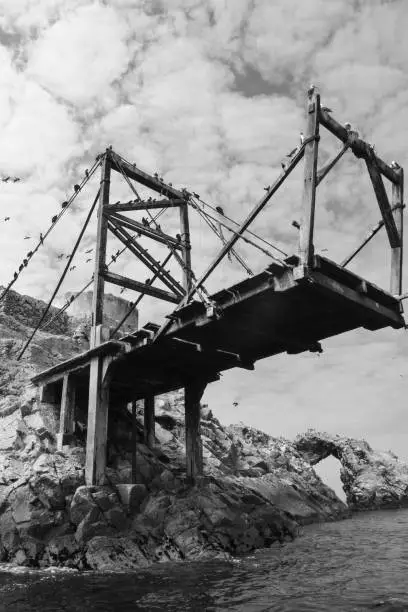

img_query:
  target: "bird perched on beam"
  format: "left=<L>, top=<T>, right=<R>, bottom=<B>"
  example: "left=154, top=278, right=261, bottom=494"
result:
left=61, top=201, right=68, bottom=209
left=215, top=206, right=225, bottom=215
left=2, top=177, right=10, bottom=182
left=292, top=220, right=300, bottom=230
left=307, top=83, right=316, bottom=97
left=344, top=122, right=352, bottom=131
left=85, top=169, right=89, bottom=178
left=74, top=184, right=80, bottom=193
left=51, top=215, right=58, bottom=224
left=321, top=106, right=332, bottom=113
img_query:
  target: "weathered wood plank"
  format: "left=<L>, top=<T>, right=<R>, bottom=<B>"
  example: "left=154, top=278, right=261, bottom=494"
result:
left=57, top=374, right=76, bottom=450
left=107, top=211, right=183, bottom=250
left=319, top=108, right=400, bottom=184
left=91, top=152, right=111, bottom=347
left=185, top=381, right=206, bottom=484
left=365, top=156, right=400, bottom=248
left=390, top=167, right=404, bottom=294
left=179, top=202, right=193, bottom=293
left=299, top=91, right=320, bottom=265
left=108, top=199, right=184, bottom=212
left=110, top=151, right=187, bottom=200
left=103, top=270, right=180, bottom=304
left=144, top=395, right=155, bottom=449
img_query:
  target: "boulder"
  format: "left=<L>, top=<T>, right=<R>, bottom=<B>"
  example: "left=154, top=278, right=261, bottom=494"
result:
left=116, top=484, right=147, bottom=513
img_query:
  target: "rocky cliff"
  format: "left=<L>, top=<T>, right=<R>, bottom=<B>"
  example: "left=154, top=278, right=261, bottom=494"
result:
left=295, top=430, right=408, bottom=511
left=0, top=288, right=405, bottom=570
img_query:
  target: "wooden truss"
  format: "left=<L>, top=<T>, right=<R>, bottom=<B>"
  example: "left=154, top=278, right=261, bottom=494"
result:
left=90, top=149, right=192, bottom=347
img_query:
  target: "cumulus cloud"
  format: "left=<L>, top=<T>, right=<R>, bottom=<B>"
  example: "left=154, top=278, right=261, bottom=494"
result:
left=0, top=0, right=407, bottom=494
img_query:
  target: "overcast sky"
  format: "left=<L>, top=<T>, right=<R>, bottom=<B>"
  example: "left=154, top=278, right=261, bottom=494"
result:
left=1, top=0, right=407, bottom=498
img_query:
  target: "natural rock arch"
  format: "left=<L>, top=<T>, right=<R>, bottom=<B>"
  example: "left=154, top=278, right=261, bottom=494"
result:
left=294, top=430, right=408, bottom=510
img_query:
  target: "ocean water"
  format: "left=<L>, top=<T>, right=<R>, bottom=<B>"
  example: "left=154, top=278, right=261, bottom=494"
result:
left=2, top=509, right=408, bottom=612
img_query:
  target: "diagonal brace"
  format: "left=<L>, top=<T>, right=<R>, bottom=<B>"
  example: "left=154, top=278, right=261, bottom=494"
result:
left=106, top=211, right=183, bottom=250
left=107, top=219, right=185, bottom=297
left=316, top=144, right=349, bottom=186
left=365, top=156, right=400, bottom=248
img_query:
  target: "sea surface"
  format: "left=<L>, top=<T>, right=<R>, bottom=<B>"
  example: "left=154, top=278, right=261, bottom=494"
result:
left=2, top=509, right=408, bottom=612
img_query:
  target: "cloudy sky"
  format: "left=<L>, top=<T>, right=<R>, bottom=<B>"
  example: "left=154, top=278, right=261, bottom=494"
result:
left=1, top=0, right=407, bottom=497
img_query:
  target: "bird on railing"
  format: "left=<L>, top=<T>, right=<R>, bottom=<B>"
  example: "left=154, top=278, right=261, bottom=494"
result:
left=307, top=83, right=315, bottom=97
left=51, top=215, right=58, bottom=224
left=61, top=201, right=68, bottom=209
left=85, top=169, right=89, bottom=178
left=74, top=184, right=80, bottom=193
left=215, top=206, right=225, bottom=215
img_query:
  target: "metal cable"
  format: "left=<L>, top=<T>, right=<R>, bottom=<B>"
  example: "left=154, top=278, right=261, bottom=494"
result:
left=17, top=188, right=101, bottom=360
left=0, top=157, right=102, bottom=303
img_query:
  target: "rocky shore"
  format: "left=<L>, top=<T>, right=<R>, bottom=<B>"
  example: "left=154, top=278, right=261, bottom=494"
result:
left=0, top=287, right=407, bottom=570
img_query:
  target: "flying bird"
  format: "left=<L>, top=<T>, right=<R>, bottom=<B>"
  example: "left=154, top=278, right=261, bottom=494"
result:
left=2, top=177, right=10, bottom=182
left=4, top=217, right=10, bottom=221
left=13, top=177, right=20, bottom=182
left=74, top=184, right=80, bottom=193
left=292, top=220, right=300, bottom=230
left=24, top=235, right=31, bottom=240
left=233, top=401, right=239, bottom=407
left=85, top=248, right=93, bottom=254
left=142, top=217, right=149, bottom=227
left=86, top=258, right=92, bottom=263
left=69, top=265, right=76, bottom=271
left=120, top=287, right=126, bottom=294
left=263, top=186, right=270, bottom=192
left=57, top=254, right=64, bottom=260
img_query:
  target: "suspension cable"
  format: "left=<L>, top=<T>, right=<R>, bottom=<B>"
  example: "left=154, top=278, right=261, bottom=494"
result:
left=40, top=206, right=168, bottom=332
left=193, top=195, right=288, bottom=257
left=190, top=198, right=288, bottom=266
left=17, top=188, right=101, bottom=360
left=0, top=157, right=102, bottom=303
left=195, top=205, right=254, bottom=276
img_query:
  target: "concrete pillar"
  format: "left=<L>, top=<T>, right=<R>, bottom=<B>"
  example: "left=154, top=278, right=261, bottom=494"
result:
left=56, top=373, right=76, bottom=450
left=85, top=352, right=112, bottom=485
left=185, top=380, right=207, bottom=484
left=144, top=395, right=155, bottom=449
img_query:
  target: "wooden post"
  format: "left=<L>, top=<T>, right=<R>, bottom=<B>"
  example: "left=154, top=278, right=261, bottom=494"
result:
left=90, top=151, right=111, bottom=348
left=85, top=326, right=113, bottom=485
left=57, top=373, right=76, bottom=450
left=179, top=202, right=192, bottom=293
left=299, top=91, right=320, bottom=266
left=391, top=168, right=404, bottom=295
left=131, top=400, right=137, bottom=483
left=184, top=380, right=207, bottom=484
left=144, top=395, right=155, bottom=449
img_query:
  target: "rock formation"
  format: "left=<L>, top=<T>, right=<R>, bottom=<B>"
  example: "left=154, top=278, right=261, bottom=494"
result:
left=295, top=430, right=408, bottom=510
left=0, top=287, right=405, bottom=570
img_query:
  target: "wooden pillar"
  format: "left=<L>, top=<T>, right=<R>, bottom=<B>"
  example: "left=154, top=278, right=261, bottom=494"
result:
left=144, top=395, right=155, bottom=449
left=85, top=327, right=113, bottom=485
left=57, top=373, right=76, bottom=449
left=90, top=151, right=111, bottom=348
left=391, top=167, right=404, bottom=295
left=299, top=90, right=320, bottom=266
left=131, top=400, right=137, bottom=483
left=184, top=380, right=207, bottom=484
left=179, top=202, right=192, bottom=293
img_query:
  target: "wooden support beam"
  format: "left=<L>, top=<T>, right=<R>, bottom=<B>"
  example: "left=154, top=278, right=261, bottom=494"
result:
left=107, top=211, right=183, bottom=250
left=299, top=92, right=320, bottom=266
left=391, top=167, right=404, bottom=295
left=179, top=202, right=193, bottom=293
left=316, top=144, right=349, bottom=186
left=57, top=373, right=76, bottom=449
left=319, top=108, right=400, bottom=185
left=91, top=152, right=111, bottom=347
left=85, top=349, right=113, bottom=485
left=185, top=380, right=206, bottom=484
left=103, top=270, right=181, bottom=304
left=365, top=155, right=400, bottom=248
left=131, top=400, right=137, bottom=483
left=144, top=395, right=155, bottom=449
left=108, top=199, right=184, bottom=212
left=107, top=219, right=185, bottom=297
left=110, top=151, right=187, bottom=200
